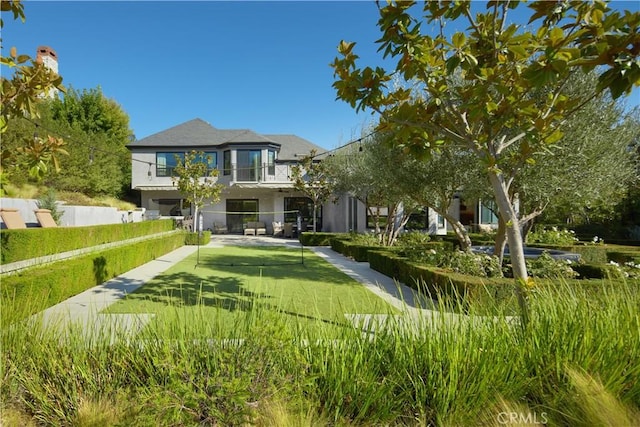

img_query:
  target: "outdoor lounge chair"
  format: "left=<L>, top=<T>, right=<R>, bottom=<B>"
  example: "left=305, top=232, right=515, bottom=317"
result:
left=0, top=208, right=27, bottom=229
left=244, top=222, right=256, bottom=236
left=272, top=221, right=283, bottom=237
left=283, top=222, right=293, bottom=238
left=34, top=209, right=57, bottom=227
left=255, top=221, right=267, bottom=236
left=213, top=222, right=228, bottom=234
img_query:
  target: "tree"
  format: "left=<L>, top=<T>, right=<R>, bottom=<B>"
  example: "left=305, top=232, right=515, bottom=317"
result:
left=46, top=86, right=134, bottom=196
left=517, top=74, right=639, bottom=229
left=332, top=0, right=640, bottom=287
left=172, top=151, right=223, bottom=232
left=290, top=150, right=335, bottom=233
left=398, top=145, right=485, bottom=251
left=323, top=132, right=418, bottom=245
left=1, top=0, right=66, bottom=185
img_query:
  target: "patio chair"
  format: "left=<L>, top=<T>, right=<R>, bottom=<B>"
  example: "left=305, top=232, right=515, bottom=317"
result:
left=272, top=221, right=283, bottom=237
left=213, top=222, right=228, bottom=234
left=283, top=222, right=293, bottom=238
left=0, top=208, right=27, bottom=229
left=34, top=209, right=57, bottom=228
left=244, top=221, right=256, bottom=236
left=255, top=221, right=267, bottom=236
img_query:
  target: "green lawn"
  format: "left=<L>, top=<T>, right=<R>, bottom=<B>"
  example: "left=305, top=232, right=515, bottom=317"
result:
left=106, top=245, right=397, bottom=337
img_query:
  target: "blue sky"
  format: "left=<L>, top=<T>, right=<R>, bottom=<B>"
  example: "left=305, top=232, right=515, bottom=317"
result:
left=3, top=1, right=639, bottom=150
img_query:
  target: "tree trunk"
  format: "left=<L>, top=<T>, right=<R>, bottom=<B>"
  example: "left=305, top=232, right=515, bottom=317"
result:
left=441, top=211, right=472, bottom=251
left=488, top=171, right=530, bottom=328
left=313, top=204, right=317, bottom=233
left=493, top=214, right=507, bottom=266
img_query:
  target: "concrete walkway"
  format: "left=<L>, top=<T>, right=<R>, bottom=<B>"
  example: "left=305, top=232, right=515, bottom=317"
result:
left=32, top=235, right=481, bottom=340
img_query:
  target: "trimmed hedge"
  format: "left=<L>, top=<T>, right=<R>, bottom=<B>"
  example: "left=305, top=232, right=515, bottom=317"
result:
left=1, top=220, right=175, bottom=264
left=527, top=243, right=608, bottom=264
left=330, top=238, right=379, bottom=262
left=571, top=263, right=622, bottom=279
left=185, top=231, right=211, bottom=245
left=298, top=232, right=344, bottom=246
left=1, top=233, right=185, bottom=318
left=607, top=250, right=640, bottom=264
left=367, top=249, right=517, bottom=313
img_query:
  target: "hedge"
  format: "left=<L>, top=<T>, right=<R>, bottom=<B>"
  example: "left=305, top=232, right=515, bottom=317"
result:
left=298, top=232, right=344, bottom=246
left=1, top=219, right=175, bottom=264
left=329, top=238, right=378, bottom=262
left=1, top=232, right=185, bottom=318
left=185, top=231, right=211, bottom=245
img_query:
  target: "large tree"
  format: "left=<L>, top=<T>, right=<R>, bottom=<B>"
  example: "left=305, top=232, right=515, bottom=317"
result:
left=323, top=132, right=418, bottom=246
left=290, top=150, right=335, bottom=233
left=332, top=0, right=640, bottom=288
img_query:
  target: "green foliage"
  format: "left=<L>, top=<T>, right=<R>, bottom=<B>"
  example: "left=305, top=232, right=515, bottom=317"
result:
left=527, top=227, right=579, bottom=246
left=35, top=188, right=62, bottom=224
left=298, top=232, right=343, bottom=246
left=290, top=149, right=334, bottom=233
left=1, top=233, right=184, bottom=318
left=172, top=150, right=223, bottom=229
left=184, top=231, right=211, bottom=245
left=0, top=219, right=175, bottom=263
left=525, top=252, right=578, bottom=279
left=332, top=0, right=640, bottom=281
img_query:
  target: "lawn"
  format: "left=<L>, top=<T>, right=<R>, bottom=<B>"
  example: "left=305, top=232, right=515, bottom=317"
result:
left=106, top=245, right=397, bottom=337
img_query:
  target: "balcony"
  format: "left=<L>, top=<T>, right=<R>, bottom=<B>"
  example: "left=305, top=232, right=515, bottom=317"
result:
left=221, top=163, right=293, bottom=185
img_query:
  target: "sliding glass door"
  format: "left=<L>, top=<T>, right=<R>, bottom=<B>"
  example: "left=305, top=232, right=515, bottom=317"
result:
left=226, top=199, right=259, bottom=233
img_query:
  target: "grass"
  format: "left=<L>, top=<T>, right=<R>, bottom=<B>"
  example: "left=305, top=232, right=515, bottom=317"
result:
left=106, top=245, right=398, bottom=337
left=3, top=244, right=639, bottom=425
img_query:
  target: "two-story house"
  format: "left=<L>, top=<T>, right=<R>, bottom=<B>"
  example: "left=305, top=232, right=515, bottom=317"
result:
left=128, top=118, right=345, bottom=234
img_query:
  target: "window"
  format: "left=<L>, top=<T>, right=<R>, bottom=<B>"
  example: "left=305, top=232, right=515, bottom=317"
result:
left=284, top=197, right=320, bottom=229
left=223, top=150, right=231, bottom=176
left=480, top=200, right=499, bottom=224
left=366, top=204, right=389, bottom=229
left=267, top=150, right=276, bottom=176
left=156, top=152, right=184, bottom=177
left=156, top=152, right=217, bottom=177
left=195, top=152, right=218, bottom=173
left=237, top=149, right=262, bottom=181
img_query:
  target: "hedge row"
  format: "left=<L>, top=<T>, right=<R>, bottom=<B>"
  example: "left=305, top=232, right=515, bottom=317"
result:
left=0, top=220, right=175, bottom=264
left=329, top=239, right=375, bottom=262
left=298, top=232, right=345, bottom=246
left=185, top=231, right=211, bottom=245
left=1, top=233, right=185, bottom=318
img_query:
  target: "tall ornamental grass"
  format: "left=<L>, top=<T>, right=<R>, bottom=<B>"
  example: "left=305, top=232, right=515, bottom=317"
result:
left=2, top=280, right=638, bottom=426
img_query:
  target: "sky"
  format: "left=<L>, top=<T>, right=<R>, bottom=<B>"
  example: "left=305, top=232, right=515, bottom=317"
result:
left=3, top=1, right=639, bottom=150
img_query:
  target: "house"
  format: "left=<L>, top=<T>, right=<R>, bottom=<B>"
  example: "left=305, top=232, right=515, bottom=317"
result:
left=128, top=118, right=496, bottom=235
left=128, top=118, right=336, bottom=234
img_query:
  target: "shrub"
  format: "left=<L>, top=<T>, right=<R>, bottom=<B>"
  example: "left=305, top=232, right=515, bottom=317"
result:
left=443, top=250, right=504, bottom=278
left=298, top=232, right=343, bottom=246
left=36, top=189, right=62, bottom=224
left=396, top=230, right=431, bottom=247
left=525, top=252, right=578, bottom=279
left=527, top=227, right=578, bottom=246
left=185, top=231, right=211, bottom=245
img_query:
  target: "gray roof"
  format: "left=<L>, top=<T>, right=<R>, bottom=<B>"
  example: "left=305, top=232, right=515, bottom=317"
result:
left=128, top=118, right=326, bottom=161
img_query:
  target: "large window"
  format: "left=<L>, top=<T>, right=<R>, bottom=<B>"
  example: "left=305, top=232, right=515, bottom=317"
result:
left=237, top=149, right=262, bottom=181
left=226, top=199, right=258, bottom=233
left=284, top=197, right=321, bottom=229
left=156, top=152, right=183, bottom=177
left=156, top=152, right=217, bottom=177
left=195, top=152, right=217, bottom=172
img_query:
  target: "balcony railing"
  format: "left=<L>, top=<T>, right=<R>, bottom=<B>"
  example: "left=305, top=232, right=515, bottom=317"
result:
left=222, top=163, right=292, bottom=183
